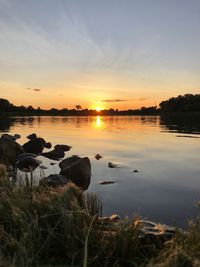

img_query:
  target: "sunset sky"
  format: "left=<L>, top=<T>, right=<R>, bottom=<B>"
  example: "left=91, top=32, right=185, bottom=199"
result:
left=0, top=0, right=200, bottom=110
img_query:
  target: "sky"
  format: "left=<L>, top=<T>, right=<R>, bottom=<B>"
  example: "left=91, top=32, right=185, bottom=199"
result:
left=0, top=0, right=200, bottom=110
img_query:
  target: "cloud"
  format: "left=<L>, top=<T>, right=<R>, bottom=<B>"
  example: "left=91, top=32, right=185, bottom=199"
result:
left=139, top=97, right=150, bottom=101
left=101, top=99, right=127, bottom=103
left=26, top=88, right=42, bottom=92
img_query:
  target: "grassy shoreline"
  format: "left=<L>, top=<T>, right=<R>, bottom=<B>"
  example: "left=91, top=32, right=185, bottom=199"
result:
left=0, top=165, right=200, bottom=267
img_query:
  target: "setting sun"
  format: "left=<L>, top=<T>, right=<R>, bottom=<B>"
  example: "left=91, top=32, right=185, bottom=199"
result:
left=96, top=107, right=102, bottom=112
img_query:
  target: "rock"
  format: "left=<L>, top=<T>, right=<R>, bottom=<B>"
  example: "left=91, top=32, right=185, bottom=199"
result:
left=13, top=134, right=21, bottom=140
left=0, top=135, right=24, bottom=165
left=16, top=157, right=41, bottom=172
left=59, top=156, right=91, bottom=191
left=23, top=137, right=47, bottom=155
left=133, top=169, right=139, bottom=173
left=54, top=144, right=72, bottom=152
left=39, top=165, right=48, bottom=170
left=95, top=154, right=102, bottom=160
left=45, top=142, right=52, bottom=149
left=134, top=219, right=176, bottom=242
left=39, top=174, right=69, bottom=187
left=27, top=133, right=37, bottom=140
left=98, top=214, right=120, bottom=223
left=108, top=162, right=117, bottom=168
left=99, top=180, right=115, bottom=185
left=17, top=153, right=37, bottom=161
left=41, top=146, right=65, bottom=160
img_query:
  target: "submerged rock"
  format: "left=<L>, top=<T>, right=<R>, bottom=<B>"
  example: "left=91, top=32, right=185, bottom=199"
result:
left=108, top=162, right=118, bottom=168
left=99, top=180, right=115, bottom=185
left=16, top=157, right=41, bottom=172
left=39, top=174, right=69, bottom=187
left=59, top=156, right=91, bottom=191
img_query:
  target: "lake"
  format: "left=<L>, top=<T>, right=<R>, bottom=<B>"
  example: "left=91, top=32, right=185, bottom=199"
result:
left=1, top=115, right=200, bottom=228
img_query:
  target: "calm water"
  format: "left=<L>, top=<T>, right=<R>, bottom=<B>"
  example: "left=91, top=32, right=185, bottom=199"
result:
left=1, top=115, right=200, bottom=228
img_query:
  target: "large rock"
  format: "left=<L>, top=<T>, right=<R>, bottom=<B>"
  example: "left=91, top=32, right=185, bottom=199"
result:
left=16, top=156, right=41, bottom=172
left=0, top=134, right=24, bottom=165
left=59, top=156, right=91, bottom=191
left=39, top=174, right=69, bottom=187
left=23, top=137, right=48, bottom=155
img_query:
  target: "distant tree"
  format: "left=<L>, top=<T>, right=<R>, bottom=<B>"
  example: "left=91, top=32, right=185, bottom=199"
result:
left=75, top=105, right=82, bottom=115
left=0, top=98, right=12, bottom=111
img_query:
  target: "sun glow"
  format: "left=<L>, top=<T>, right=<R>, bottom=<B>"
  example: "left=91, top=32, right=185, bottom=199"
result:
left=96, top=107, right=102, bottom=112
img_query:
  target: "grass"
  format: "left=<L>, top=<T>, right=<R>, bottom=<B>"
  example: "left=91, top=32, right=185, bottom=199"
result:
left=0, top=164, right=200, bottom=267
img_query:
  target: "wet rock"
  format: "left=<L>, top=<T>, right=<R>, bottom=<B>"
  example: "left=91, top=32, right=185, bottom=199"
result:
left=99, top=180, right=115, bottom=185
left=41, top=146, right=65, bottom=160
left=95, top=154, right=102, bottom=160
left=23, top=137, right=47, bottom=155
left=27, top=133, right=37, bottom=140
left=59, top=156, right=91, bottom=191
left=16, top=157, right=41, bottom=172
left=39, top=174, right=69, bottom=187
left=108, top=162, right=117, bottom=168
left=54, top=144, right=72, bottom=152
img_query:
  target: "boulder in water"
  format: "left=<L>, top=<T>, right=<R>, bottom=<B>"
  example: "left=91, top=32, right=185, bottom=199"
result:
left=16, top=156, right=41, bottom=172
left=59, top=156, right=91, bottom=191
left=23, top=137, right=47, bottom=155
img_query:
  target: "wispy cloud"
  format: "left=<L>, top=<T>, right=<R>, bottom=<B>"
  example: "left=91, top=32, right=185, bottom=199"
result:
left=139, top=97, right=150, bottom=101
left=101, top=99, right=128, bottom=103
left=26, top=88, right=42, bottom=92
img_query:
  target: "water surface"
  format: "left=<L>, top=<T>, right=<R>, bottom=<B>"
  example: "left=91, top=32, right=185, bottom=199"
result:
left=1, top=115, right=200, bottom=228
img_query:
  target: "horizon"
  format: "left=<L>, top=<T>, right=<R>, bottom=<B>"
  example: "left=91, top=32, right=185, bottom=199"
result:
left=0, top=0, right=200, bottom=110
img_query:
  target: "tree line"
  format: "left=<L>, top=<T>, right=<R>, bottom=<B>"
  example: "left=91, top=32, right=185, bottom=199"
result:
left=0, top=94, right=200, bottom=115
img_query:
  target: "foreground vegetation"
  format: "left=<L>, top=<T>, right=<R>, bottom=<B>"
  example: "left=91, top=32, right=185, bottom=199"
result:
left=0, top=165, right=200, bottom=267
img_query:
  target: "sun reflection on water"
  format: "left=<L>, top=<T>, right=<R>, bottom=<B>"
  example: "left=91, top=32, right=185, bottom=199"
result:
left=95, top=116, right=102, bottom=128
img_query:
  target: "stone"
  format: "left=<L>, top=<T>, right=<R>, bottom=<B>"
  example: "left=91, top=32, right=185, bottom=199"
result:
left=27, top=133, right=37, bottom=140
left=16, top=157, right=41, bottom=172
left=54, top=144, right=72, bottom=152
left=23, top=137, right=47, bottom=155
left=41, top=147, right=65, bottom=160
left=95, top=154, right=102, bottom=160
left=59, top=156, right=91, bottom=191
left=39, top=174, right=69, bottom=187
left=0, top=135, right=24, bottom=165
left=108, top=162, right=117, bottom=168
left=99, top=180, right=115, bottom=185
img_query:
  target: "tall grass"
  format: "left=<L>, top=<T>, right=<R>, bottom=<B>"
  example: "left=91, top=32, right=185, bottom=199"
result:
left=0, top=164, right=200, bottom=267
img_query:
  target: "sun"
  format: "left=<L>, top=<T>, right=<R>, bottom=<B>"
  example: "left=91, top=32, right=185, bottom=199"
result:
left=96, top=107, right=102, bottom=112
